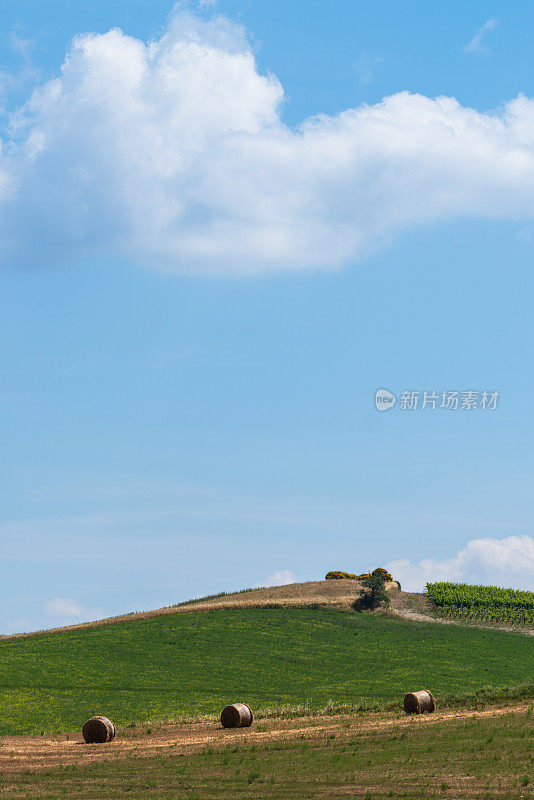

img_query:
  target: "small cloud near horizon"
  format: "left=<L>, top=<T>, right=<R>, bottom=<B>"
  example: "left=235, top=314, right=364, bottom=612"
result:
left=46, top=597, right=85, bottom=618
left=4, top=617, right=33, bottom=634
left=263, top=569, right=298, bottom=587
left=45, top=597, right=103, bottom=626
left=465, top=19, right=498, bottom=53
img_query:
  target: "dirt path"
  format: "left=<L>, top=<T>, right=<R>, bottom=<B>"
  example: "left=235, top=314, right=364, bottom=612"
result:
left=390, top=607, right=534, bottom=636
left=386, top=588, right=534, bottom=636
left=1, top=703, right=530, bottom=775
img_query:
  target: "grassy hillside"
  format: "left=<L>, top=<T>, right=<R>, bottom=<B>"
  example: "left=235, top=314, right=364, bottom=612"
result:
left=0, top=607, right=532, bottom=736
left=0, top=579, right=390, bottom=638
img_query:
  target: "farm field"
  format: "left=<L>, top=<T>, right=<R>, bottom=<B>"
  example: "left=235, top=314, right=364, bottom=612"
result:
left=427, top=582, right=534, bottom=625
left=0, top=606, right=532, bottom=736
left=2, top=705, right=532, bottom=799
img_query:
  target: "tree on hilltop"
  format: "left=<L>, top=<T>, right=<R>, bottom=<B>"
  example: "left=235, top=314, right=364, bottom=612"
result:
left=354, top=574, right=390, bottom=611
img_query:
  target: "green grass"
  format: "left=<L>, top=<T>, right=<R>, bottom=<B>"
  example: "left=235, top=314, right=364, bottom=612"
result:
left=426, top=582, right=534, bottom=625
left=0, top=607, right=532, bottom=735
left=2, top=708, right=532, bottom=799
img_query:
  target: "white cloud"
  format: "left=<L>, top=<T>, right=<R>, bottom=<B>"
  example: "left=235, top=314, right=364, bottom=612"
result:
left=10, top=31, right=35, bottom=58
left=0, top=10, right=532, bottom=274
left=264, top=569, right=298, bottom=587
left=465, top=19, right=498, bottom=53
left=43, top=597, right=104, bottom=628
left=355, top=51, right=382, bottom=85
left=4, top=617, right=33, bottom=634
left=45, top=597, right=85, bottom=618
left=387, top=535, right=534, bottom=592
left=2, top=599, right=103, bottom=634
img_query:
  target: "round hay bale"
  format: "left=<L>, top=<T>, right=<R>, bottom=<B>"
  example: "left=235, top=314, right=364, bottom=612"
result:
left=82, top=716, right=116, bottom=743
left=220, top=703, right=253, bottom=728
left=403, top=690, right=435, bottom=714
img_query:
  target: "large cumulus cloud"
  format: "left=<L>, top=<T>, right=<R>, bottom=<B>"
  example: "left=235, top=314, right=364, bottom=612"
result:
left=2, top=8, right=534, bottom=274
left=387, top=535, right=534, bottom=592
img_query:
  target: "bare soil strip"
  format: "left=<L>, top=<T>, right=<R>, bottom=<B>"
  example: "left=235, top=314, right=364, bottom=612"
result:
left=389, top=606, right=534, bottom=636
left=1, top=703, right=530, bottom=775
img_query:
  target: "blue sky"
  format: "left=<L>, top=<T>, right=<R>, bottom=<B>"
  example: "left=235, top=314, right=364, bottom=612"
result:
left=1, top=1, right=533, bottom=633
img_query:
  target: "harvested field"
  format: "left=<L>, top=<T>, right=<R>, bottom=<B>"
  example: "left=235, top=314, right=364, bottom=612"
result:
left=0, top=705, right=532, bottom=799
left=0, top=702, right=529, bottom=774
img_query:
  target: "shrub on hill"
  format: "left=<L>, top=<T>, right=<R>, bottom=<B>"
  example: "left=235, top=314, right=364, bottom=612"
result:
left=325, top=571, right=358, bottom=580
left=325, top=567, right=394, bottom=582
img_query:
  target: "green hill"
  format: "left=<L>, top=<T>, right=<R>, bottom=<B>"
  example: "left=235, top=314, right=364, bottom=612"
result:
left=0, top=606, right=532, bottom=736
